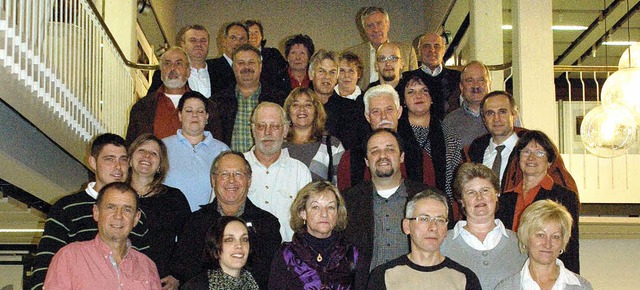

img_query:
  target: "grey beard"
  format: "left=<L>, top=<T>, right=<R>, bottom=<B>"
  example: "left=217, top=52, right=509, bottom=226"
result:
left=164, top=78, right=187, bottom=89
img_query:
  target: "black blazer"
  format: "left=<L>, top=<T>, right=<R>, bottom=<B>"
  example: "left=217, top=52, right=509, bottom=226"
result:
left=209, top=56, right=236, bottom=95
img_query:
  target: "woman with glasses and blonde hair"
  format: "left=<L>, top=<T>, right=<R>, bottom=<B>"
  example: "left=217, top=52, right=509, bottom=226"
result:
left=496, top=130, right=580, bottom=274
left=269, top=181, right=361, bottom=289
left=440, top=163, right=526, bottom=290
left=283, top=87, right=344, bottom=183
left=496, top=199, right=592, bottom=289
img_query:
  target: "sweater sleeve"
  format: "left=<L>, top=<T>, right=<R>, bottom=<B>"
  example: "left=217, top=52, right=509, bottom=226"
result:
left=28, top=200, right=73, bottom=290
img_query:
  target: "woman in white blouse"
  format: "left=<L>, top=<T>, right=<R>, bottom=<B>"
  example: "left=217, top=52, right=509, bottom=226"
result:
left=495, top=199, right=593, bottom=290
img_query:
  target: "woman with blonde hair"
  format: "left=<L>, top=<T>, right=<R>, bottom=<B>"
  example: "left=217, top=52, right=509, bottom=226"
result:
left=283, top=87, right=344, bottom=183
left=269, top=181, right=361, bottom=289
left=496, top=199, right=592, bottom=289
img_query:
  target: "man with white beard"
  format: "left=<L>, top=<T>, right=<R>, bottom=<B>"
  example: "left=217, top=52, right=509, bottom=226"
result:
left=126, top=47, right=223, bottom=145
left=244, top=102, right=311, bottom=241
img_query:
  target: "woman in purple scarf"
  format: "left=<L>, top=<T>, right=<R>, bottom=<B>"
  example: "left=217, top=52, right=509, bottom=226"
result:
left=269, top=181, right=362, bottom=289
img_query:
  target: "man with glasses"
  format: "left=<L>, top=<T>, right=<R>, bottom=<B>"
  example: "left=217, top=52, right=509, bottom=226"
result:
left=463, top=91, right=578, bottom=193
left=244, top=102, right=311, bottom=241
left=366, top=43, right=405, bottom=90
left=171, top=151, right=281, bottom=289
left=343, top=128, right=430, bottom=288
left=368, top=189, right=481, bottom=290
left=215, top=44, right=285, bottom=151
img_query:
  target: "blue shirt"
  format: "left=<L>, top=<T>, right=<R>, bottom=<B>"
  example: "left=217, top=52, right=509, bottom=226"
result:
left=163, top=130, right=229, bottom=211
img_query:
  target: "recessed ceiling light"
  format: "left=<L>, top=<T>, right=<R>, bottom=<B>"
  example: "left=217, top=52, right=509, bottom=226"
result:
left=602, top=41, right=638, bottom=46
left=502, top=25, right=588, bottom=31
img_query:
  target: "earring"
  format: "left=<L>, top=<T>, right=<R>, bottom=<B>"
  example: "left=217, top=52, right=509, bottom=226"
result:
left=559, top=249, right=564, bottom=255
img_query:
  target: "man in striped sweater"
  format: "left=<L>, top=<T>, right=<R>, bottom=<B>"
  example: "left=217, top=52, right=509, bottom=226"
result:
left=27, top=133, right=149, bottom=290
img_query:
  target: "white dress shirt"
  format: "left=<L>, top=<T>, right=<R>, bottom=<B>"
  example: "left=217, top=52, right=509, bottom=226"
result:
left=483, top=132, right=519, bottom=184
left=520, top=259, right=584, bottom=290
left=245, top=149, right=312, bottom=242
left=188, top=65, right=211, bottom=98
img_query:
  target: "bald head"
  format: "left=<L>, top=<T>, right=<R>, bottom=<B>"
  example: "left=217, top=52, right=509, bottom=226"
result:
left=419, top=33, right=445, bottom=70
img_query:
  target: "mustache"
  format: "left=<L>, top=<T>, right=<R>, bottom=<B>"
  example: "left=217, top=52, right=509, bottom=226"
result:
left=376, top=157, right=391, bottom=166
left=471, top=87, right=483, bottom=93
left=240, top=68, right=255, bottom=74
left=376, top=120, right=394, bottom=127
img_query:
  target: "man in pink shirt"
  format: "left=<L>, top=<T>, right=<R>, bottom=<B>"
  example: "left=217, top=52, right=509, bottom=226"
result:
left=44, top=182, right=161, bottom=290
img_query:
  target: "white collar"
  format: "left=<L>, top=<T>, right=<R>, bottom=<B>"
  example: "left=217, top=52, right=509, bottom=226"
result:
left=421, top=63, right=443, bottom=77
left=489, top=132, right=519, bottom=150
left=223, top=54, right=233, bottom=66
left=334, top=85, right=362, bottom=100
left=452, top=219, right=509, bottom=250
left=520, top=259, right=583, bottom=290
left=85, top=182, right=98, bottom=199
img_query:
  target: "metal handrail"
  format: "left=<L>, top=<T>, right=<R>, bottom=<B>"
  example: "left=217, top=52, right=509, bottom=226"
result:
left=86, top=0, right=159, bottom=71
left=448, top=62, right=618, bottom=73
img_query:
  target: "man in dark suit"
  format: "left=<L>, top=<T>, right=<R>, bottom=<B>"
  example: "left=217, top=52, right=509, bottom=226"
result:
left=209, top=22, right=249, bottom=95
left=147, top=25, right=216, bottom=98
left=405, top=33, right=461, bottom=119
left=214, top=44, right=285, bottom=152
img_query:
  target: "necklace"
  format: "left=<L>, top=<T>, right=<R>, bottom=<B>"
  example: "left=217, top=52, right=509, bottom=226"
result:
left=316, top=253, right=323, bottom=262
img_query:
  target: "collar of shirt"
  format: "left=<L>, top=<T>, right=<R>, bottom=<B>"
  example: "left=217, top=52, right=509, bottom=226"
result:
left=85, top=182, right=98, bottom=199
left=462, top=101, right=481, bottom=117
left=223, top=53, right=233, bottom=66
left=421, top=63, right=443, bottom=77
left=215, top=198, right=246, bottom=217
left=520, top=258, right=582, bottom=290
left=176, top=129, right=214, bottom=148
left=452, top=219, right=509, bottom=250
left=509, top=174, right=554, bottom=195
left=490, top=131, right=519, bottom=148
left=374, top=180, right=406, bottom=199
left=92, top=234, right=132, bottom=263
left=246, top=147, right=291, bottom=169
left=235, top=84, right=262, bottom=101
left=333, top=85, right=362, bottom=100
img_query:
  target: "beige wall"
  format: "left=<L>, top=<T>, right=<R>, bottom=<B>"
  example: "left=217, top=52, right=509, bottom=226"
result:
left=151, top=0, right=181, bottom=46
left=174, top=0, right=430, bottom=57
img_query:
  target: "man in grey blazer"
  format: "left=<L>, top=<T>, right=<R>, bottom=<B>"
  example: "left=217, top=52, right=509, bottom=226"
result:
left=346, top=7, right=418, bottom=89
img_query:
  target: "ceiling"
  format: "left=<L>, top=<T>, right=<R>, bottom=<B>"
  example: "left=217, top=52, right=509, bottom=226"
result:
left=500, top=0, right=640, bottom=67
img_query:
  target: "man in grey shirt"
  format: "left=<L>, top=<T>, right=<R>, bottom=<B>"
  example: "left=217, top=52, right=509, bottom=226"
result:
left=443, top=60, right=491, bottom=147
left=343, top=128, right=429, bottom=288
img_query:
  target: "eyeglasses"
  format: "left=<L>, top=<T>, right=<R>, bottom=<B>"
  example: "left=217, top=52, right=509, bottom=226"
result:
left=520, top=149, right=547, bottom=158
left=376, top=55, right=401, bottom=63
left=405, top=215, right=448, bottom=225
left=252, top=123, right=283, bottom=132
left=215, top=171, right=248, bottom=180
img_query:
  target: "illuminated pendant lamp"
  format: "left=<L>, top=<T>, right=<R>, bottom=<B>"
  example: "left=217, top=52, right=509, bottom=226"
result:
left=581, top=0, right=638, bottom=157
left=580, top=104, right=637, bottom=157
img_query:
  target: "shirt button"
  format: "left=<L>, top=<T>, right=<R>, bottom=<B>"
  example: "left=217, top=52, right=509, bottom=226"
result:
left=265, top=186, right=269, bottom=189
left=386, top=243, right=390, bottom=246
left=265, top=201, right=269, bottom=204
left=289, top=195, right=293, bottom=198
left=266, top=170, right=270, bottom=174
left=482, top=251, right=488, bottom=257
left=483, top=261, right=489, bottom=266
